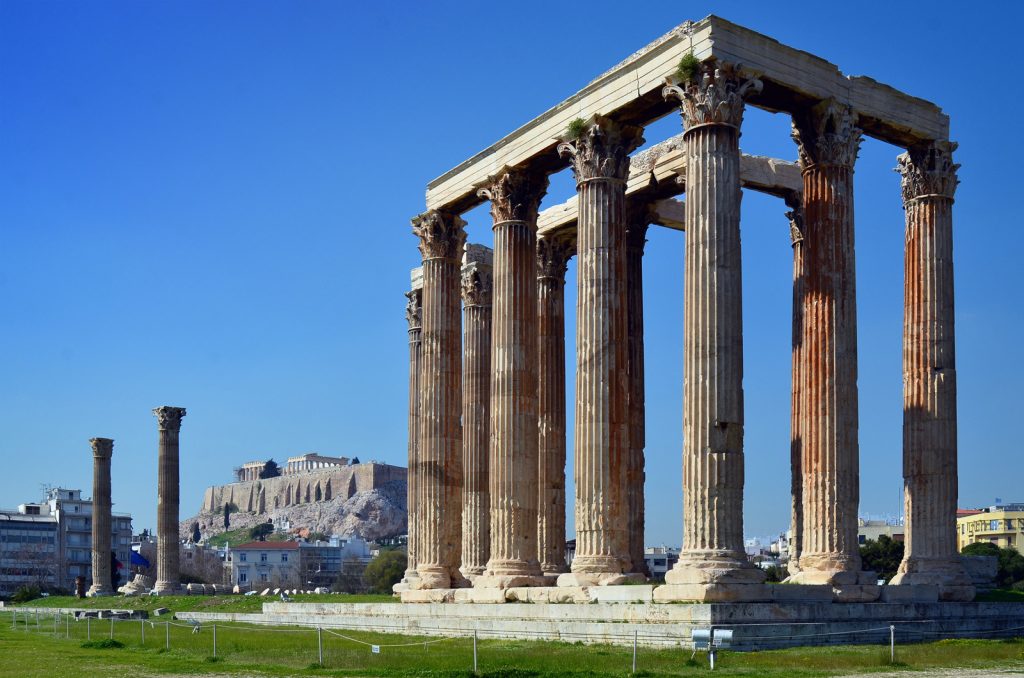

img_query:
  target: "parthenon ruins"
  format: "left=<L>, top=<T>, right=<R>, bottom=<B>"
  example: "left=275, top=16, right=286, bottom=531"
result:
left=400, top=16, right=970, bottom=603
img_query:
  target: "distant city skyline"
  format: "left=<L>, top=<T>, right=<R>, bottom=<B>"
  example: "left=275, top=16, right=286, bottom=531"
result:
left=2, top=1, right=1022, bottom=545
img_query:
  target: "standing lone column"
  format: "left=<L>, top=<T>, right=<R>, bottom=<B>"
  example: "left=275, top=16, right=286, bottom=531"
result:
left=153, top=406, right=186, bottom=596
left=557, top=115, right=643, bottom=586
left=400, top=271, right=423, bottom=586
left=890, top=141, right=973, bottom=601
left=412, top=210, right=466, bottom=589
left=477, top=167, right=549, bottom=587
left=536, top=235, right=572, bottom=576
left=660, top=61, right=766, bottom=598
left=786, top=192, right=805, bottom=577
left=86, top=438, right=114, bottom=597
left=787, top=99, right=866, bottom=588
left=460, top=245, right=493, bottom=580
left=624, top=202, right=649, bottom=576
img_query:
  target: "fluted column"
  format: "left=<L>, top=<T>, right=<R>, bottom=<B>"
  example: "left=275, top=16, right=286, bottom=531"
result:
left=557, top=115, right=643, bottom=585
left=412, top=210, right=466, bottom=589
left=154, top=406, right=186, bottom=595
left=890, top=141, right=972, bottom=600
left=537, top=236, right=572, bottom=576
left=476, top=168, right=549, bottom=587
left=661, top=61, right=766, bottom=592
left=401, top=274, right=423, bottom=585
left=787, top=99, right=864, bottom=586
left=460, top=247, right=493, bottom=579
left=786, top=192, right=805, bottom=576
left=87, top=438, right=114, bottom=597
left=624, top=203, right=649, bottom=576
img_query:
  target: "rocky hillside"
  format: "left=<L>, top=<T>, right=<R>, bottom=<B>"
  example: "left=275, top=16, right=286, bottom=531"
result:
left=182, top=479, right=407, bottom=543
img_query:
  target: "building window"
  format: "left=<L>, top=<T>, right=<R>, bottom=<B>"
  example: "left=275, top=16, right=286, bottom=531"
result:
left=858, top=535, right=866, bottom=544
left=239, top=572, right=247, bottom=583
left=260, top=553, right=268, bottom=562
left=991, top=520, right=999, bottom=531
left=260, top=573, right=269, bottom=582
left=281, top=553, right=288, bottom=562
left=239, top=553, right=247, bottom=562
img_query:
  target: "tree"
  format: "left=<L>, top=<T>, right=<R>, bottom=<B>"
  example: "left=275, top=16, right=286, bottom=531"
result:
left=362, top=549, right=406, bottom=594
left=223, top=503, right=231, bottom=529
left=259, top=459, right=281, bottom=479
left=140, top=528, right=150, bottom=541
left=191, top=522, right=201, bottom=544
left=333, top=557, right=368, bottom=594
left=963, top=542, right=1024, bottom=589
left=859, top=535, right=904, bottom=582
left=249, top=522, right=274, bottom=542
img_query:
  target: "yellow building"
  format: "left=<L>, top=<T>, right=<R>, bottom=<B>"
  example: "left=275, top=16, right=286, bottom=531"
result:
left=957, top=503, right=1024, bottom=554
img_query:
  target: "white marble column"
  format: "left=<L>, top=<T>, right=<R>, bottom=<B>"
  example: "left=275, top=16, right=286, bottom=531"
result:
left=889, top=141, right=973, bottom=601
left=86, top=438, right=114, bottom=597
left=537, top=235, right=572, bottom=576
left=400, top=272, right=423, bottom=587
left=412, top=210, right=467, bottom=589
left=624, top=202, right=649, bottom=576
left=477, top=167, right=549, bottom=588
left=557, top=115, right=643, bottom=586
left=786, top=191, right=805, bottom=577
left=460, top=246, right=493, bottom=580
left=659, top=61, right=767, bottom=600
left=154, top=406, right=186, bottom=596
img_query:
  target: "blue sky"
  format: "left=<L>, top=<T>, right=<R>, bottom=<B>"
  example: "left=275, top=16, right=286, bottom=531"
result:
left=1, top=1, right=1021, bottom=546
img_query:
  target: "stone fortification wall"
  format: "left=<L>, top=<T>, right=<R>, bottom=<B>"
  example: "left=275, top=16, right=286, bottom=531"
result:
left=201, top=463, right=405, bottom=515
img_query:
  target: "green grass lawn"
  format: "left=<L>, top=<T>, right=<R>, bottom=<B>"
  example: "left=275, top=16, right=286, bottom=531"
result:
left=1, top=608, right=1023, bottom=677
left=975, top=589, right=1024, bottom=602
left=10, top=593, right=396, bottom=615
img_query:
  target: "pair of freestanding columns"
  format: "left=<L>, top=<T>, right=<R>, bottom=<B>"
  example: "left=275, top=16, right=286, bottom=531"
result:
left=86, top=406, right=185, bottom=597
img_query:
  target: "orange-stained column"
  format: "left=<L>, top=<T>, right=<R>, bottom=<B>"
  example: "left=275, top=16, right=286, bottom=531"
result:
left=659, top=61, right=766, bottom=598
left=536, top=235, right=572, bottom=576
left=412, top=210, right=466, bottom=589
left=786, top=191, right=805, bottom=577
left=624, top=202, right=650, bottom=576
left=460, top=246, right=493, bottom=580
left=557, top=115, right=643, bottom=586
left=890, top=141, right=973, bottom=601
left=787, top=100, right=866, bottom=589
left=476, top=168, right=550, bottom=588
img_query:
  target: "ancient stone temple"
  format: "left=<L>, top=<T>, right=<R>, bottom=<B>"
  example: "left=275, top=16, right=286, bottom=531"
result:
left=402, top=15, right=969, bottom=603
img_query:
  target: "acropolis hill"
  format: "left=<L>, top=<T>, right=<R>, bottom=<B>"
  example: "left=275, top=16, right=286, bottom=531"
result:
left=182, top=455, right=407, bottom=542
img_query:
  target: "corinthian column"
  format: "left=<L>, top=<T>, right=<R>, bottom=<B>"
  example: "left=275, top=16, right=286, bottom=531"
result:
left=476, top=167, right=549, bottom=588
left=537, top=235, right=572, bottom=576
left=153, top=405, right=186, bottom=596
left=86, top=438, right=114, bottom=597
left=400, top=271, right=423, bottom=586
left=412, top=210, right=466, bottom=589
left=557, top=115, right=643, bottom=586
left=460, top=245, right=493, bottom=580
left=787, top=100, right=866, bottom=588
left=889, top=141, right=973, bottom=601
left=624, top=203, right=649, bottom=576
left=658, top=61, right=766, bottom=600
left=786, top=192, right=805, bottom=577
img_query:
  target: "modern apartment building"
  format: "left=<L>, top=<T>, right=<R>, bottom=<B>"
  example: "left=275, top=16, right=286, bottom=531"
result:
left=958, top=503, right=1024, bottom=554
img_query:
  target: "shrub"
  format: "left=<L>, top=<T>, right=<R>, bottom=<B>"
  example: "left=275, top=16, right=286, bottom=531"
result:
left=362, top=549, right=407, bottom=594
left=566, top=118, right=587, bottom=141
left=81, top=639, right=124, bottom=649
left=676, top=52, right=701, bottom=83
left=11, top=585, right=41, bottom=603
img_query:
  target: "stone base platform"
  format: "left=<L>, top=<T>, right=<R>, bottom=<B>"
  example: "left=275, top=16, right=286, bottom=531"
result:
left=171, top=599, right=1024, bottom=650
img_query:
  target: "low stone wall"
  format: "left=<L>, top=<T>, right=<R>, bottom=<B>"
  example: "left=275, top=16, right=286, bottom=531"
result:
left=175, top=600, right=1024, bottom=650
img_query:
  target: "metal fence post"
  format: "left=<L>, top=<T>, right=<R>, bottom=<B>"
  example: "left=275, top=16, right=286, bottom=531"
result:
left=53, top=613, right=57, bottom=636
left=165, top=621, right=170, bottom=650
left=87, top=616, right=91, bottom=641
left=66, top=613, right=70, bottom=639
left=632, top=629, right=637, bottom=673
left=317, top=627, right=323, bottom=665
left=110, top=617, right=114, bottom=639
left=141, top=619, right=145, bottom=645
left=473, top=630, right=478, bottom=673
left=213, top=623, right=217, bottom=658
left=890, top=624, right=895, bottom=663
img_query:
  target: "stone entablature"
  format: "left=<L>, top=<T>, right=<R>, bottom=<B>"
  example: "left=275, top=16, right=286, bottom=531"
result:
left=284, top=453, right=350, bottom=476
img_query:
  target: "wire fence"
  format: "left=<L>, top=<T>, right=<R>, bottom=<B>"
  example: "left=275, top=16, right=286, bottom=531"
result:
left=3, top=607, right=1023, bottom=674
